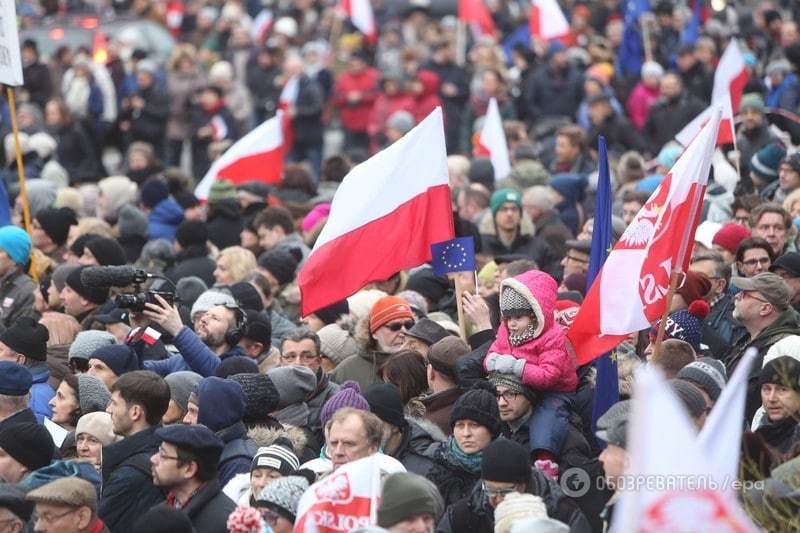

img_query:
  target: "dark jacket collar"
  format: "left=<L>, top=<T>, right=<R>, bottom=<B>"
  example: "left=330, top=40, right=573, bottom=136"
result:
left=182, top=479, right=223, bottom=518
left=103, top=426, right=160, bottom=477
left=0, top=408, right=37, bottom=431
left=217, top=421, right=248, bottom=444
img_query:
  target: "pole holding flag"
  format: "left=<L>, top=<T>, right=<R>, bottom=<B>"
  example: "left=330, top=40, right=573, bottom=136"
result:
left=431, top=236, right=477, bottom=341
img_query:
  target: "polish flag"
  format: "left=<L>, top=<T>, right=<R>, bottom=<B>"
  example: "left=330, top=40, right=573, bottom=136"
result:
left=611, top=364, right=758, bottom=533
left=529, top=0, right=569, bottom=41
left=298, top=108, right=454, bottom=316
left=251, top=10, right=274, bottom=45
left=567, top=108, right=722, bottom=365
left=675, top=39, right=749, bottom=147
left=475, top=97, right=511, bottom=179
left=165, top=1, right=184, bottom=38
left=209, top=115, right=228, bottom=141
left=195, top=112, right=286, bottom=200
left=458, top=0, right=496, bottom=38
left=341, top=0, right=377, bottom=44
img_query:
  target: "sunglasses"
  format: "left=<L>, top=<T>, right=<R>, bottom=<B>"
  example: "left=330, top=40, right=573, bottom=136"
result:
left=384, top=320, right=415, bottom=332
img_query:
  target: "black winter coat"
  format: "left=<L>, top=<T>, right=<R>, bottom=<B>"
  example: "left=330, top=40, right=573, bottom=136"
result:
left=166, top=246, right=216, bottom=287
left=129, top=84, right=170, bottom=145
left=587, top=113, right=649, bottom=157
left=23, top=62, right=52, bottom=109
left=524, top=63, right=584, bottom=122
left=424, top=442, right=481, bottom=509
left=643, top=94, right=705, bottom=153
left=49, top=122, right=101, bottom=183
left=479, top=232, right=561, bottom=279
left=292, top=75, right=325, bottom=146
left=206, top=200, right=244, bottom=251
left=151, top=479, right=236, bottom=533
left=391, top=419, right=440, bottom=476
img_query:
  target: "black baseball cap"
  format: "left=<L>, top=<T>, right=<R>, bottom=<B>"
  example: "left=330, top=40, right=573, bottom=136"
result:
left=771, top=252, right=800, bottom=278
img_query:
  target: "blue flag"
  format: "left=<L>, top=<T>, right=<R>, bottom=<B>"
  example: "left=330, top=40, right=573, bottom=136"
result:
left=681, top=0, right=702, bottom=46
left=589, top=137, right=619, bottom=447
left=431, top=237, right=476, bottom=276
left=617, top=0, right=651, bottom=77
left=0, top=179, right=11, bottom=228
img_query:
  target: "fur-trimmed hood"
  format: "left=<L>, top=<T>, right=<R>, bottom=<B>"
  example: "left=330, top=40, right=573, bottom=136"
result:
left=499, top=270, right=557, bottom=337
left=247, top=424, right=308, bottom=454
left=477, top=208, right=536, bottom=237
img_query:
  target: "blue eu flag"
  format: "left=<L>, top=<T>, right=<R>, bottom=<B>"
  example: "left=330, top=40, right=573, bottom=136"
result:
left=431, top=237, right=476, bottom=276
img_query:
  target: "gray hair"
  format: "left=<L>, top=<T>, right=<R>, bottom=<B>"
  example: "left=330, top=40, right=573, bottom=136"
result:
left=280, top=327, right=321, bottom=356
left=523, top=186, right=554, bottom=211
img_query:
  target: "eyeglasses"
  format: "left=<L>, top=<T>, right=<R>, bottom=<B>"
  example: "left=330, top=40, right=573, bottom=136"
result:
left=736, top=291, right=769, bottom=304
left=495, top=390, right=520, bottom=402
left=156, top=446, right=182, bottom=461
left=280, top=352, right=320, bottom=363
left=482, top=482, right=516, bottom=497
left=384, top=320, right=415, bottom=332
left=564, top=254, right=589, bottom=264
left=741, top=257, right=771, bottom=267
left=34, top=509, right=77, bottom=524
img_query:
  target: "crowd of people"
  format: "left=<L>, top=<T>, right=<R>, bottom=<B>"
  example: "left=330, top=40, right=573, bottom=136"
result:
left=2, top=0, right=800, bottom=532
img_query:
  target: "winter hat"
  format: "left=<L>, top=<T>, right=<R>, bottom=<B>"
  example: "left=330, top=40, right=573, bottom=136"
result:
left=0, top=484, right=34, bottom=523
left=428, top=336, right=469, bottom=380
left=785, top=150, right=800, bottom=174
left=70, top=234, right=99, bottom=258
left=676, top=271, right=712, bottom=304
left=230, top=282, right=264, bottom=312
left=242, top=310, right=271, bottom=345
left=469, top=158, right=495, bottom=188
left=89, top=344, right=138, bottom=377
left=0, top=316, right=49, bottom=361
left=481, top=438, right=530, bottom=483
left=74, top=412, right=118, bottom=447
left=66, top=266, right=110, bottom=305
left=377, top=473, right=444, bottom=528
left=499, top=284, right=533, bottom=318
left=751, top=142, right=786, bottom=183
left=320, top=381, right=369, bottom=427
left=226, top=506, right=265, bottom=533
left=313, top=299, right=349, bottom=325
left=165, top=371, right=203, bottom=415
left=387, top=111, right=415, bottom=135
left=595, top=400, right=631, bottom=448
left=494, top=493, right=548, bottom=533
left=490, top=188, right=522, bottom=217
left=0, top=422, right=53, bottom=471
left=257, top=248, right=299, bottom=286
left=0, top=361, right=32, bottom=396
left=760, top=356, right=800, bottom=392
left=669, top=379, right=708, bottom=420
left=208, top=180, right=236, bottom=204
left=255, top=475, right=309, bottom=522
left=85, top=236, right=127, bottom=266
left=405, top=318, right=450, bottom=346
left=197, top=377, right=246, bottom=431
left=175, top=220, right=209, bottom=248
left=266, top=366, right=317, bottom=408
left=215, top=356, right=259, bottom=378
left=450, top=383, right=501, bottom=437
left=397, top=290, right=428, bottom=315
left=117, top=204, right=149, bottom=239
left=740, top=93, right=766, bottom=114
left=77, top=374, right=111, bottom=414
left=651, top=300, right=710, bottom=353
left=488, top=371, right=536, bottom=403
left=229, top=373, right=281, bottom=422
left=68, top=330, right=116, bottom=362
left=405, top=269, right=450, bottom=306
left=677, top=358, right=728, bottom=402
left=369, top=296, right=414, bottom=334
left=301, top=204, right=331, bottom=233
left=348, top=290, right=388, bottom=321
left=364, top=383, right=407, bottom=429
left=140, top=179, right=170, bottom=209
left=98, top=176, right=138, bottom=215
left=764, top=335, right=800, bottom=367
left=26, top=180, right=57, bottom=218
left=35, top=207, right=77, bottom=246
left=0, top=226, right=31, bottom=266
left=52, top=263, right=78, bottom=292
left=318, top=324, right=360, bottom=366
left=190, top=290, right=235, bottom=320
left=251, top=442, right=299, bottom=475
left=176, top=276, right=208, bottom=311
left=712, top=223, right=751, bottom=254
left=173, top=190, right=200, bottom=211
left=641, top=60, right=664, bottom=79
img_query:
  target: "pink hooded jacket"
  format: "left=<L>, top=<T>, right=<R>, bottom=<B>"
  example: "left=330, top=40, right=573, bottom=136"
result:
left=485, top=270, right=578, bottom=392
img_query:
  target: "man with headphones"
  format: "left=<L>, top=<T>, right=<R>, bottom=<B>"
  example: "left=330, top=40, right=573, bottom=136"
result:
left=140, top=295, right=249, bottom=377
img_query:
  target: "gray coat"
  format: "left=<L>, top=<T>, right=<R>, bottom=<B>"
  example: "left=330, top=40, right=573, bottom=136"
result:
left=0, top=269, right=36, bottom=332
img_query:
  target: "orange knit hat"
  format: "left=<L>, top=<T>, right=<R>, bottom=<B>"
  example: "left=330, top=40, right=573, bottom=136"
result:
left=369, top=296, right=414, bottom=333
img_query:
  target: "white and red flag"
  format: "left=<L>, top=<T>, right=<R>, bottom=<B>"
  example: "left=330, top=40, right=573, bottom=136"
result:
left=458, top=0, right=496, bottom=38
left=474, top=97, right=511, bottom=179
left=298, top=107, right=454, bottom=316
left=529, top=0, right=569, bottom=41
left=675, top=39, right=749, bottom=147
left=340, top=0, right=377, bottom=44
left=194, top=112, right=286, bottom=200
left=567, top=108, right=722, bottom=365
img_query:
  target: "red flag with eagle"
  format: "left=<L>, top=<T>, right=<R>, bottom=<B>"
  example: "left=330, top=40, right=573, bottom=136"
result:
left=340, top=0, right=377, bottom=44
left=567, top=108, right=722, bottom=365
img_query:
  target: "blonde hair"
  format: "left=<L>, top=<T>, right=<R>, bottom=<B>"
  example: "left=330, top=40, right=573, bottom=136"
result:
left=783, top=188, right=800, bottom=216
left=217, top=246, right=257, bottom=283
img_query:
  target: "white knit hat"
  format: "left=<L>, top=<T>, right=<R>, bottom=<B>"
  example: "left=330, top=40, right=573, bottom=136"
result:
left=493, top=492, right=548, bottom=533
left=764, top=335, right=800, bottom=368
left=190, top=290, right=235, bottom=321
left=317, top=324, right=359, bottom=366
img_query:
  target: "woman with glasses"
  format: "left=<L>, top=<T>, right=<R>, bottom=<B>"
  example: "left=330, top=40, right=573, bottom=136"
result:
left=74, top=411, right=119, bottom=469
left=252, top=474, right=312, bottom=533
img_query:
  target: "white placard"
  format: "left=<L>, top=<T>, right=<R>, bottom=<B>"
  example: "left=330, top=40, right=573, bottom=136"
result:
left=44, top=417, right=69, bottom=447
left=0, top=0, right=23, bottom=86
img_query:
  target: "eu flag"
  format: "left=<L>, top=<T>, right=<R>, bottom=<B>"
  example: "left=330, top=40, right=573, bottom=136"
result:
left=431, top=237, right=476, bottom=276
left=681, top=0, right=702, bottom=46
left=0, top=179, right=11, bottom=227
left=589, top=137, right=619, bottom=447
left=617, top=0, right=651, bottom=77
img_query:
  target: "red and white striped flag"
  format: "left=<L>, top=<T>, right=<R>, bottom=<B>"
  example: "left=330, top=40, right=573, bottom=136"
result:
left=458, top=0, right=496, bottom=38
left=194, top=112, right=286, bottom=200
left=475, top=97, right=511, bottom=179
left=298, top=107, right=454, bottom=316
left=340, top=0, right=377, bottom=44
left=529, top=0, right=569, bottom=41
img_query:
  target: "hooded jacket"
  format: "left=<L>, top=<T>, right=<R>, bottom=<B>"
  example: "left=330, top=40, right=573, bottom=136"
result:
left=486, top=271, right=578, bottom=392
left=478, top=211, right=560, bottom=278
left=412, top=70, right=443, bottom=124
left=206, top=199, right=243, bottom=250
left=148, top=198, right=184, bottom=241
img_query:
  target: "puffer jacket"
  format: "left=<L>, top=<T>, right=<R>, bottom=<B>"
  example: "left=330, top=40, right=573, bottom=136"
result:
left=486, top=271, right=578, bottom=392
left=148, top=197, right=184, bottom=241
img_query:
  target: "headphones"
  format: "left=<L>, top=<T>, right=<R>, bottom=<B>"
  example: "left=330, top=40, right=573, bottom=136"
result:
left=223, top=304, right=248, bottom=347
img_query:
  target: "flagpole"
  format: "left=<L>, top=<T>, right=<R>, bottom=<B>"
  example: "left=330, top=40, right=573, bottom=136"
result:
left=451, top=272, right=468, bottom=341
left=641, top=12, right=654, bottom=63
left=456, top=21, right=467, bottom=66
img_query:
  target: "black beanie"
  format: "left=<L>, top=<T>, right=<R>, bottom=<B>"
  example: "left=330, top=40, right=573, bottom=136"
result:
left=243, top=310, right=271, bottom=345
left=70, top=233, right=101, bottom=257
left=364, top=382, right=407, bottom=429
left=175, top=220, right=208, bottom=248
left=230, top=282, right=265, bottom=312
left=760, top=356, right=800, bottom=392
left=0, top=317, right=49, bottom=361
left=313, top=299, right=350, bottom=325
left=132, top=507, right=195, bottom=533
left=36, top=207, right=78, bottom=246
left=258, top=248, right=299, bottom=286
left=0, top=422, right=53, bottom=471
left=214, top=356, right=259, bottom=378
left=450, top=382, right=501, bottom=437
left=85, top=237, right=127, bottom=266
left=229, top=372, right=281, bottom=424
left=66, top=266, right=110, bottom=305
left=481, top=438, right=531, bottom=483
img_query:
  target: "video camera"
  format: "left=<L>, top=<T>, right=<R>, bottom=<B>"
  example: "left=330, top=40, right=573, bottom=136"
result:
left=80, top=266, right=176, bottom=312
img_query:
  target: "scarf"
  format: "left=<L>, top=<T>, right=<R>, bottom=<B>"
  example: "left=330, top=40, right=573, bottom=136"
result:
left=447, top=436, right=483, bottom=475
left=508, top=323, right=537, bottom=347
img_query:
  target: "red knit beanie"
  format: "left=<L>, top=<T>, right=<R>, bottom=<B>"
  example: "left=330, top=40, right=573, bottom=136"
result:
left=677, top=271, right=712, bottom=303
left=369, top=296, right=414, bottom=333
left=712, top=223, right=751, bottom=254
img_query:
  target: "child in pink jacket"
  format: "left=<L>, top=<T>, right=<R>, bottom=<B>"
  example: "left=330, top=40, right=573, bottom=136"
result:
left=483, top=270, right=578, bottom=479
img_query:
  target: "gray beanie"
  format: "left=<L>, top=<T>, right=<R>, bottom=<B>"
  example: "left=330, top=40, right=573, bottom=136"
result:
left=176, top=277, right=208, bottom=312
left=26, top=179, right=58, bottom=218
left=378, top=473, right=444, bottom=528
left=117, top=204, right=149, bottom=239
left=190, top=290, right=235, bottom=321
left=255, top=475, right=309, bottom=522
left=676, top=358, right=727, bottom=402
left=69, top=331, right=117, bottom=362
left=317, top=324, right=359, bottom=366
left=669, top=379, right=707, bottom=419
left=52, top=263, right=79, bottom=292
left=267, top=366, right=317, bottom=408
left=386, top=111, right=415, bottom=135
left=77, top=374, right=111, bottom=414
left=165, top=371, right=203, bottom=414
